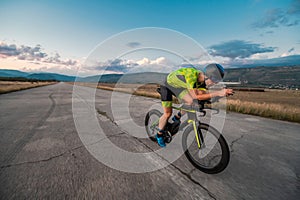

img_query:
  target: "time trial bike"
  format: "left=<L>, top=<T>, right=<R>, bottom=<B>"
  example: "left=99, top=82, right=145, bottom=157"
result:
left=145, top=92, right=230, bottom=174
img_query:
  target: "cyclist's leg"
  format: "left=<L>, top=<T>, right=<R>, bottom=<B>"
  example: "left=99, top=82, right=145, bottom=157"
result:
left=174, top=89, right=193, bottom=117
left=158, top=85, right=173, bottom=135
left=180, top=90, right=193, bottom=105
left=156, top=85, right=173, bottom=147
left=158, top=106, right=172, bottom=132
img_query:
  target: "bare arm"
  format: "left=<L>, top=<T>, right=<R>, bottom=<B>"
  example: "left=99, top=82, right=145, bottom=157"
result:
left=188, top=88, right=233, bottom=100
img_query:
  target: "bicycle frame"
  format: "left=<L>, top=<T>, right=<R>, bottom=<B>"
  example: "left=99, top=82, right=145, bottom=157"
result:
left=146, top=97, right=230, bottom=174
left=172, top=105, right=204, bottom=149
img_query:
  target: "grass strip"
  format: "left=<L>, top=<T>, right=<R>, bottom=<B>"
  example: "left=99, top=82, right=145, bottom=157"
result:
left=0, top=82, right=57, bottom=94
left=227, top=99, right=300, bottom=123
left=72, top=83, right=300, bottom=123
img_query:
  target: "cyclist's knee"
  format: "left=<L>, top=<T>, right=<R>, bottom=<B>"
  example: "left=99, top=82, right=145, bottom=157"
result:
left=182, top=93, right=193, bottom=105
left=184, top=98, right=193, bottom=105
left=163, top=111, right=172, bottom=118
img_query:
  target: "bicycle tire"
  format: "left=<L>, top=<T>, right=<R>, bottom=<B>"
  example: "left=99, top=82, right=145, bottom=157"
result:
left=182, top=123, right=230, bottom=174
left=145, top=109, right=162, bottom=142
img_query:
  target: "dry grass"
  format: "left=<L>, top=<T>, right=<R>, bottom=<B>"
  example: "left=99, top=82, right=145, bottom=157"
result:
left=227, top=99, right=300, bottom=122
left=0, top=81, right=57, bottom=94
left=228, top=89, right=300, bottom=107
left=225, top=90, right=300, bottom=122
left=74, top=82, right=300, bottom=123
left=97, top=83, right=161, bottom=98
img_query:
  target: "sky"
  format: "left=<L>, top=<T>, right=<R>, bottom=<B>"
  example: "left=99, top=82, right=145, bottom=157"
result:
left=0, top=0, right=300, bottom=76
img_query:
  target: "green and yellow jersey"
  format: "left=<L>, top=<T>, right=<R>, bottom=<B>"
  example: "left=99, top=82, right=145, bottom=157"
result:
left=167, top=67, right=201, bottom=89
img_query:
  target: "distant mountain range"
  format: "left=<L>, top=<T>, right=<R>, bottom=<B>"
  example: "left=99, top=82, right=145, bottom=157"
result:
left=0, top=69, right=76, bottom=82
left=224, top=66, right=300, bottom=88
left=0, top=69, right=168, bottom=84
left=0, top=65, right=299, bottom=87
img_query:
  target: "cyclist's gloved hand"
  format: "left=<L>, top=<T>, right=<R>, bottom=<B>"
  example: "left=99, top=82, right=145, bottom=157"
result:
left=225, top=89, right=234, bottom=96
left=217, top=88, right=234, bottom=97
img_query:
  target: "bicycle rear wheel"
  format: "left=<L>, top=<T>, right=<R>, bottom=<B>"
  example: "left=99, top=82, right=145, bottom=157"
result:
left=182, top=123, right=230, bottom=174
left=145, top=109, right=162, bottom=142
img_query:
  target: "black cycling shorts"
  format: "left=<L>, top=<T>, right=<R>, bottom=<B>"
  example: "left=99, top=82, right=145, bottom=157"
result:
left=160, top=84, right=184, bottom=101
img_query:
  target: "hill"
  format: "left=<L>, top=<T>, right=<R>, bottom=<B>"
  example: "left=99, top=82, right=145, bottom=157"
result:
left=224, top=66, right=300, bottom=88
left=90, top=66, right=300, bottom=88
left=0, top=69, right=30, bottom=77
left=0, top=69, right=76, bottom=82
left=81, top=72, right=167, bottom=84
left=27, top=73, right=76, bottom=82
left=0, top=66, right=299, bottom=88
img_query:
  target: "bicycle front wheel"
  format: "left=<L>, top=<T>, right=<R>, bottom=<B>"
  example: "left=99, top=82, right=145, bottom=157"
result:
left=182, top=123, right=230, bottom=174
left=145, top=109, right=162, bottom=142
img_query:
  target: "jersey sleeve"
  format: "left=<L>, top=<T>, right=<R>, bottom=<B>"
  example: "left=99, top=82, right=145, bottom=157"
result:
left=184, top=69, right=198, bottom=89
left=167, top=67, right=200, bottom=89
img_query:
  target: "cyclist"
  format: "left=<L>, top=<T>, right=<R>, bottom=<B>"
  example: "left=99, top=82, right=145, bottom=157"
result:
left=156, top=63, right=233, bottom=147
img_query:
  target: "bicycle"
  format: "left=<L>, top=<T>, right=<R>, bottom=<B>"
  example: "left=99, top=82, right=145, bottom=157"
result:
left=145, top=91, right=230, bottom=174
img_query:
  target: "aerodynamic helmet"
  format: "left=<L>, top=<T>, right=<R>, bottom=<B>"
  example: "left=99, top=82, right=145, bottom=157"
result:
left=204, top=63, right=225, bottom=83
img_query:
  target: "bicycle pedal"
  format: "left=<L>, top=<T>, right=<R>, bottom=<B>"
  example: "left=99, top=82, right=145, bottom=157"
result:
left=164, top=132, right=172, bottom=143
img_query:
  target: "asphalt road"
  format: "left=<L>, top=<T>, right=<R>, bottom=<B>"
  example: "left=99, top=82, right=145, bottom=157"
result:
left=0, top=82, right=299, bottom=199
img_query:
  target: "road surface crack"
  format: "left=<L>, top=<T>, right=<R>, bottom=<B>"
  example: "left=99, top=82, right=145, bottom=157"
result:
left=96, top=108, right=118, bottom=126
left=0, top=131, right=126, bottom=170
left=169, top=164, right=217, bottom=200
left=121, top=133, right=218, bottom=200
left=1, top=93, right=57, bottom=169
left=230, top=134, right=246, bottom=153
left=96, top=106, right=217, bottom=199
left=0, top=145, right=84, bottom=169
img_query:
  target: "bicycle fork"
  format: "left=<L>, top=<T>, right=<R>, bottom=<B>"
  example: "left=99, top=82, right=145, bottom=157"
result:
left=187, top=113, right=205, bottom=149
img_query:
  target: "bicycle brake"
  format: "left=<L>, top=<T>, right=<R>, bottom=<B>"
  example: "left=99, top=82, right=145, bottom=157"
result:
left=198, top=110, right=206, bottom=117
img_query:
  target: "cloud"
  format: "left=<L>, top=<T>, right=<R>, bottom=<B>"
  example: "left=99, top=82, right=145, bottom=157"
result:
left=0, top=43, right=47, bottom=60
left=288, top=0, right=300, bottom=15
left=96, top=65, right=129, bottom=73
left=252, top=1, right=300, bottom=29
left=227, top=54, right=300, bottom=68
left=280, top=47, right=297, bottom=57
left=136, top=57, right=167, bottom=65
left=0, top=41, right=77, bottom=66
left=88, top=56, right=175, bottom=74
left=265, top=30, right=274, bottom=34
left=288, top=47, right=295, bottom=53
left=252, top=8, right=298, bottom=28
left=126, top=42, right=142, bottom=48
left=208, top=40, right=276, bottom=59
left=0, top=43, right=20, bottom=56
left=90, top=54, right=300, bottom=75
left=44, top=52, right=77, bottom=66
left=92, top=58, right=138, bottom=73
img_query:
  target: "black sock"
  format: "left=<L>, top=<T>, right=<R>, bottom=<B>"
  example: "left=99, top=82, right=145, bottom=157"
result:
left=157, top=129, right=165, bottom=137
left=175, top=112, right=181, bottom=120
left=178, top=112, right=182, bottom=117
left=157, top=134, right=163, bottom=138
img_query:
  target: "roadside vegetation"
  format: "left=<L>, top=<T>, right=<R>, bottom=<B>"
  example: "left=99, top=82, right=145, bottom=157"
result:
left=0, top=80, right=57, bottom=94
left=93, top=83, right=300, bottom=123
